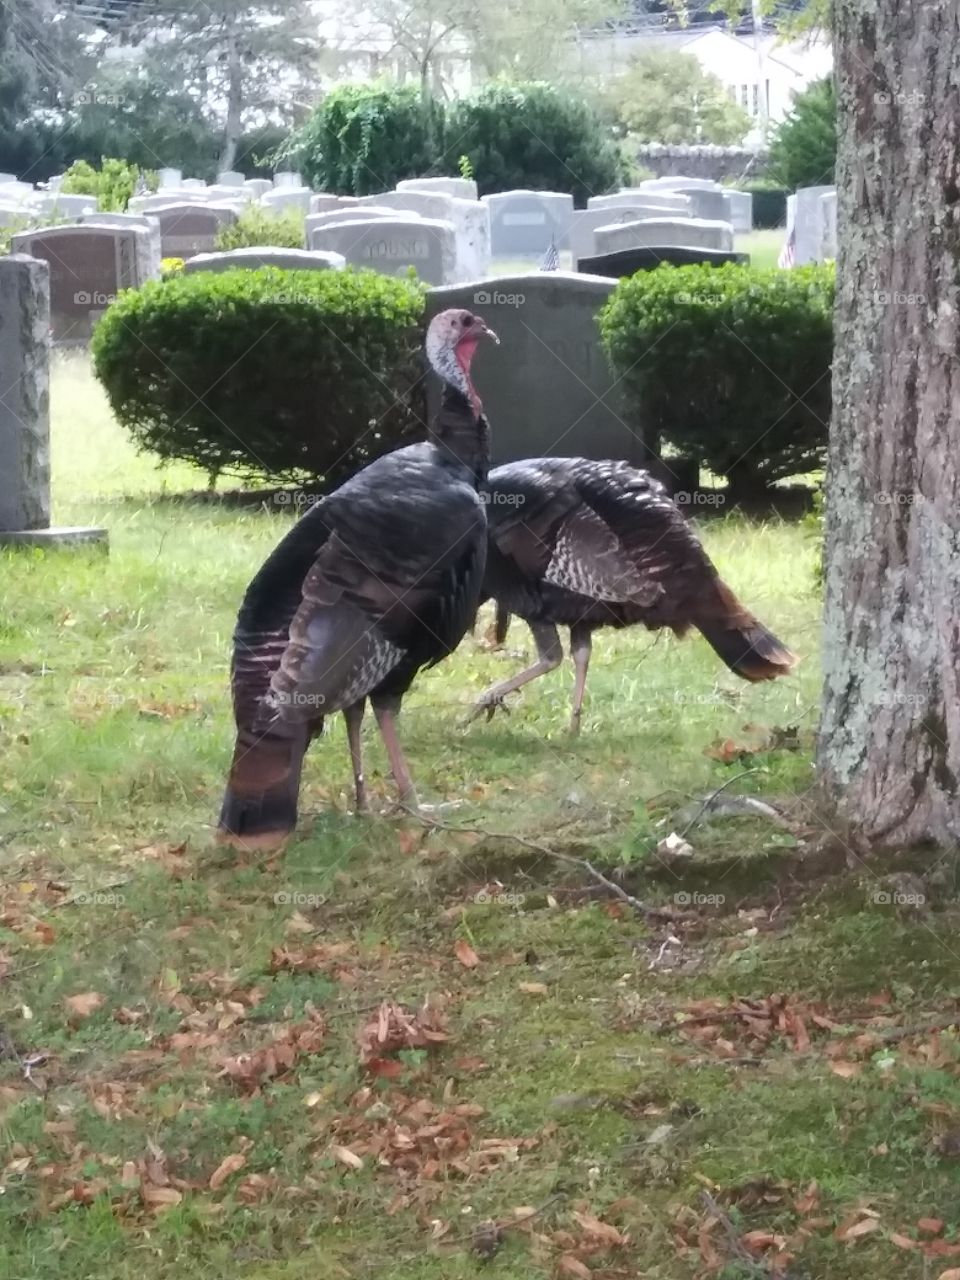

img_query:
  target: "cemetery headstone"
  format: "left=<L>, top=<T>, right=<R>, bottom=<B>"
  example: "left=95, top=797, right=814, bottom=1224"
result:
left=244, top=179, right=273, bottom=199
left=151, top=203, right=240, bottom=259
left=310, top=216, right=457, bottom=284
left=10, top=223, right=159, bottom=342
left=309, top=194, right=360, bottom=214
left=569, top=204, right=691, bottom=266
left=217, top=171, right=245, bottom=188
left=0, top=255, right=107, bottom=547
left=358, top=191, right=490, bottom=280
left=304, top=207, right=408, bottom=249
left=397, top=176, right=478, bottom=201
left=158, top=168, right=183, bottom=189
left=273, top=171, right=303, bottom=188
left=587, top=191, right=692, bottom=216
left=578, top=246, right=748, bottom=278
left=30, top=193, right=99, bottom=218
left=726, top=190, right=753, bottom=233
left=184, top=247, right=346, bottom=273
left=482, top=189, right=575, bottom=258
left=793, top=184, right=836, bottom=264
left=425, top=273, right=642, bottom=466
left=594, top=217, right=734, bottom=254
left=260, top=187, right=312, bottom=214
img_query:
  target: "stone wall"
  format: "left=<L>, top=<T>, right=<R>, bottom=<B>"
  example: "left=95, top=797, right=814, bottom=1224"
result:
left=634, top=144, right=770, bottom=184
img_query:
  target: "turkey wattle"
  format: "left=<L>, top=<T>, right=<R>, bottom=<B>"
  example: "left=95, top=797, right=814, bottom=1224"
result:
left=218, top=307, right=499, bottom=850
left=472, top=457, right=796, bottom=732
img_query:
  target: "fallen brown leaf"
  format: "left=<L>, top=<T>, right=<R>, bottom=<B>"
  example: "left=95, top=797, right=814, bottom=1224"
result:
left=518, top=982, right=548, bottom=996
left=454, top=939, right=480, bottom=969
left=557, top=1256, right=592, bottom=1279
left=64, top=992, right=104, bottom=1021
left=208, top=1152, right=246, bottom=1191
left=919, top=1218, right=946, bottom=1236
left=330, top=1144, right=364, bottom=1171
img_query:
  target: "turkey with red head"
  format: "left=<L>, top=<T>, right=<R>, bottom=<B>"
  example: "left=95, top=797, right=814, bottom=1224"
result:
left=471, top=457, right=795, bottom=732
left=218, top=307, right=499, bottom=850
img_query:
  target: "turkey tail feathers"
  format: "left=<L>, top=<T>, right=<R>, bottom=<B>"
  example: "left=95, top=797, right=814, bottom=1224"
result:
left=217, top=721, right=316, bottom=851
left=695, top=580, right=796, bottom=682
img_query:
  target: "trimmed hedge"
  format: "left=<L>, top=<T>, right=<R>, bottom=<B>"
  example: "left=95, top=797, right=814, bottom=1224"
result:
left=599, top=263, right=834, bottom=495
left=92, top=268, right=427, bottom=485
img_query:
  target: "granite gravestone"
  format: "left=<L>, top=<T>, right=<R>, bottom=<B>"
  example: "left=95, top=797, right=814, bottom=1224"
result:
left=425, top=273, right=643, bottom=466
left=594, top=217, right=734, bottom=255
left=310, top=217, right=457, bottom=284
left=483, top=190, right=575, bottom=258
left=0, top=255, right=106, bottom=547
left=10, top=224, right=158, bottom=342
left=397, top=176, right=478, bottom=201
left=184, top=247, right=345, bottom=274
left=578, top=246, right=748, bottom=278
left=151, top=203, right=240, bottom=259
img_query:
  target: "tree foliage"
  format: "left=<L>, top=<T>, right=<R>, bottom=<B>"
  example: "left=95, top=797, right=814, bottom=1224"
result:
left=768, top=75, right=836, bottom=190
left=449, top=81, right=622, bottom=204
left=612, top=48, right=751, bottom=145
left=289, top=83, right=445, bottom=195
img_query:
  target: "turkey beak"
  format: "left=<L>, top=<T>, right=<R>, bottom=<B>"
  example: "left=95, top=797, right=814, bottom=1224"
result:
left=473, top=316, right=499, bottom=344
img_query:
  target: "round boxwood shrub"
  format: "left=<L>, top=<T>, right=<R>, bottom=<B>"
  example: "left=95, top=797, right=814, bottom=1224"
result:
left=449, top=82, right=622, bottom=206
left=92, top=267, right=427, bottom=486
left=599, top=263, right=834, bottom=497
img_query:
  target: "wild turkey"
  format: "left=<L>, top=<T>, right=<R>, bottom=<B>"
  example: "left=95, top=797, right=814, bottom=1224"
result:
left=218, top=308, right=499, bottom=850
left=471, top=457, right=795, bottom=732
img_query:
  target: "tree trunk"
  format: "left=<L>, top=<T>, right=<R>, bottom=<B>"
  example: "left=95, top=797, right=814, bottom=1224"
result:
left=818, top=1, right=960, bottom=845
left=220, top=27, right=244, bottom=173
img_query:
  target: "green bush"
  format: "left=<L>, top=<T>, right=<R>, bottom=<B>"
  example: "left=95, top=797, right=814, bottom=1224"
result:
left=215, top=205, right=305, bottom=250
left=733, top=180, right=790, bottom=229
left=61, top=157, right=155, bottom=211
left=289, top=83, right=444, bottom=195
left=599, top=263, right=834, bottom=496
left=768, top=76, right=836, bottom=190
left=92, top=268, right=427, bottom=485
left=450, top=82, right=622, bottom=206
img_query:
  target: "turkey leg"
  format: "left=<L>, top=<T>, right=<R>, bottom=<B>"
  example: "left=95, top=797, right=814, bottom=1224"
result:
left=466, top=621, right=563, bottom=723
left=372, top=699, right=418, bottom=809
left=342, top=700, right=369, bottom=814
left=568, top=622, right=593, bottom=736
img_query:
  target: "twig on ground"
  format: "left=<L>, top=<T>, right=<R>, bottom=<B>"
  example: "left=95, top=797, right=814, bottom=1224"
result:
left=676, top=770, right=769, bottom=841
left=699, top=1191, right=774, bottom=1277
left=413, top=816, right=692, bottom=923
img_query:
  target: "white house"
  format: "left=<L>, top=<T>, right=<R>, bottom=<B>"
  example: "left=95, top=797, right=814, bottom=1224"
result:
left=569, top=22, right=832, bottom=136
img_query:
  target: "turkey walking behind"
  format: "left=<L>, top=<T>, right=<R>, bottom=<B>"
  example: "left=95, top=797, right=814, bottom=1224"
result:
left=473, top=457, right=796, bottom=731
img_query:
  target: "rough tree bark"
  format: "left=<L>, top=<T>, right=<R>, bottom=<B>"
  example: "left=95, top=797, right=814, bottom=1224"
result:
left=818, top=1, right=960, bottom=845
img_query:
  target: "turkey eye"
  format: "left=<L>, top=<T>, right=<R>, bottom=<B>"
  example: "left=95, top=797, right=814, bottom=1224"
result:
left=462, top=315, right=473, bottom=327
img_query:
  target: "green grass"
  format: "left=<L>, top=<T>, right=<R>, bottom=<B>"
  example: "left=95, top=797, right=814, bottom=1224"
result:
left=738, top=228, right=785, bottom=270
left=1, top=359, right=958, bottom=1280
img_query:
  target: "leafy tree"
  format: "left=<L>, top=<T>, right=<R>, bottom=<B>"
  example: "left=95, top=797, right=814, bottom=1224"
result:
left=612, top=49, right=751, bottom=145
left=450, top=81, right=622, bottom=204
left=123, top=0, right=319, bottom=170
left=768, top=75, right=836, bottom=189
left=289, top=83, right=444, bottom=195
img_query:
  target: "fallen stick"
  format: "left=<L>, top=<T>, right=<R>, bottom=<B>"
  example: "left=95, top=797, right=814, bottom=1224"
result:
left=415, top=817, right=693, bottom=924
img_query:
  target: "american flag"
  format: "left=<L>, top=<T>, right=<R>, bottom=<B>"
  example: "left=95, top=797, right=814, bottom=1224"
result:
left=777, top=228, right=796, bottom=269
left=539, top=237, right=560, bottom=271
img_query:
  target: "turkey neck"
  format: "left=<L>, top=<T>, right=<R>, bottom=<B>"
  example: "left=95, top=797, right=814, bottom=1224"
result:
left=430, top=384, right=490, bottom=488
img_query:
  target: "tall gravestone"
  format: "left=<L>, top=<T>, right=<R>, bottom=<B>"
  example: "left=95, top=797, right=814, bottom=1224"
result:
left=0, top=256, right=106, bottom=548
left=594, top=216, right=734, bottom=254
left=425, top=273, right=642, bottom=466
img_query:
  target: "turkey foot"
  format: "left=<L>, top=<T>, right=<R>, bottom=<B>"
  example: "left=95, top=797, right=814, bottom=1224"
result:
left=465, top=622, right=564, bottom=727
